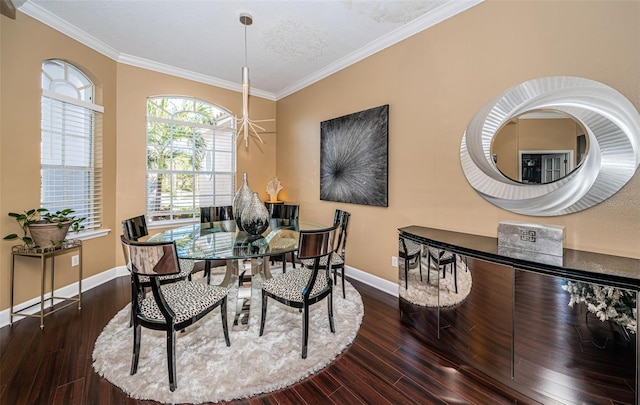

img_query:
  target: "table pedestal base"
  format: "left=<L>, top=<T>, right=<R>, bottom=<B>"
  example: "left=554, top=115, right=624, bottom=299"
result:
left=230, top=257, right=271, bottom=331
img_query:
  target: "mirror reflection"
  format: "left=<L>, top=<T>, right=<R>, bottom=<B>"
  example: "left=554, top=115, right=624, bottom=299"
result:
left=491, top=110, right=589, bottom=184
left=514, top=270, right=636, bottom=403
left=398, top=237, right=471, bottom=308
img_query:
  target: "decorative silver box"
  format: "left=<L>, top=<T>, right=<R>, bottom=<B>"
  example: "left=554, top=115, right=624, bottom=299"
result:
left=498, top=221, right=565, bottom=259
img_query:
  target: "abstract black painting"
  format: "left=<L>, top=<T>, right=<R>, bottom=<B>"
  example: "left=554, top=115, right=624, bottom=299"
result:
left=320, top=104, right=388, bottom=207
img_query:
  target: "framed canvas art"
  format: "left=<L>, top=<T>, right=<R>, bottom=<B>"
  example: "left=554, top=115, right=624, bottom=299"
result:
left=320, top=104, right=388, bottom=207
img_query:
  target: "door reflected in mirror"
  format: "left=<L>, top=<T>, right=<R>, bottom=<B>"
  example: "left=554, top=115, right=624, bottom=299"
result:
left=491, top=110, right=589, bottom=184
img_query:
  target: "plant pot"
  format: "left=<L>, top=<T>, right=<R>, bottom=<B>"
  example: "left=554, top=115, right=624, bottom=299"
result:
left=28, top=221, right=71, bottom=248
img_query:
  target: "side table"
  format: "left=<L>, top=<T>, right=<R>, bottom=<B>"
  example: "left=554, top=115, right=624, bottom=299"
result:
left=10, top=240, right=82, bottom=329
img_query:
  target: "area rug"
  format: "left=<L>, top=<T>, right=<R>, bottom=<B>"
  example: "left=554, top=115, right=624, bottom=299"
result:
left=399, top=254, right=472, bottom=307
left=92, top=265, right=363, bottom=404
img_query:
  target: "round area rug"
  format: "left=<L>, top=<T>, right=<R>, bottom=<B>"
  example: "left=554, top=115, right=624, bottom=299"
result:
left=399, top=254, right=472, bottom=307
left=92, top=265, right=363, bottom=404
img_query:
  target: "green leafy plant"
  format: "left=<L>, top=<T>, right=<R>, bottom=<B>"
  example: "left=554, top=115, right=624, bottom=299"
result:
left=3, top=208, right=85, bottom=246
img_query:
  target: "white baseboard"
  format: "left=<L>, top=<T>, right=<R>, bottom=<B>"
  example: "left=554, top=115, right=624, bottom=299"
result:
left=0, top=265, right=129, bottom=328
left=1, top=264, right=396, bottom=328
left=345, top=265, right=399, bottom=297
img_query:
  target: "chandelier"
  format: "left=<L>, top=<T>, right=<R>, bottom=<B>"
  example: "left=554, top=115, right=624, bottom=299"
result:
left=237, top=13, right=274, bottom=148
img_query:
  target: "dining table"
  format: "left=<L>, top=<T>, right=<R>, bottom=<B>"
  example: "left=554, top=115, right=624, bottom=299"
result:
left=148, top=219, right=327, bottom=330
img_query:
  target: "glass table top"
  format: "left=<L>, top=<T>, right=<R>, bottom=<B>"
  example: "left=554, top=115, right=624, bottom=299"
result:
left=147, top=220, right=327, bottom=260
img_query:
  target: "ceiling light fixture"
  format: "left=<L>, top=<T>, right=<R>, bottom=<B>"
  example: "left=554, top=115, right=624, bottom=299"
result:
left=237, top=12, right=274, bottom=148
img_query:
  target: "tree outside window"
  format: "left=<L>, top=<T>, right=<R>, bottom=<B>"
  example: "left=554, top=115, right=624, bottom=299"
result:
left=146, top=97, right=236, bottom=224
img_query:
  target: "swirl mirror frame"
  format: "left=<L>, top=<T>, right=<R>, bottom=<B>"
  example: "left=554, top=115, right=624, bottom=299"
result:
left=460, top=76, right=640, bottom=216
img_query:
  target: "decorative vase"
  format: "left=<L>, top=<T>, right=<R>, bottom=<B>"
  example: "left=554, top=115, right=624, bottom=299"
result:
left=28, top=221, right=71, bottom=248
left=233, top=172, right=253, bottom=230
left=241, top=192, right=270, bottom=236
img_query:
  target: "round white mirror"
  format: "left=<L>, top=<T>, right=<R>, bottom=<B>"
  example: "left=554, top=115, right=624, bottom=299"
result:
left=460, top=76, right=640, bottom=216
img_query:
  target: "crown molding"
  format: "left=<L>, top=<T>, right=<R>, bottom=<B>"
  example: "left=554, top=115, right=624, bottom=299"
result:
left=19, top=0, right=481, bottom=102
left=117, top=54, right=276, bottom=101
left=18, top=1, right=277, bottom=101
left=275, top=0, right=483, bottom=100
left=19, top=1, right=120, bottom=60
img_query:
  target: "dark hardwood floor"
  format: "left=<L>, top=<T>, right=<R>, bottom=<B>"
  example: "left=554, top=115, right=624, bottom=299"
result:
left=0, top=275, right=526, bottom=405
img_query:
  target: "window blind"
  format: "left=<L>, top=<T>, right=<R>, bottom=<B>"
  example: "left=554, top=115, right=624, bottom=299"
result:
left=41, top=95, right=103, bottom=231
left=146, top=97, right=236, bottom=224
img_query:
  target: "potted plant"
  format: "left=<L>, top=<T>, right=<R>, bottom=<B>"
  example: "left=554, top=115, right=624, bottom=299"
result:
left=3, top=208, right=85, bottom=248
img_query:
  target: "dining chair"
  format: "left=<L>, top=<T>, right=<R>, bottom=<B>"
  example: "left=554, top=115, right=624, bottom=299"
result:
left=268, top=203, right=300, bottom=273
left=199, top=206, right=234, bottom=284
left=121, top=236, right=230, bottom=392
left=121, top=215, right=193, bottom=328
left=259, top=225, right=338, bottom=359
left=399, top=237, right=422, bottom=289
left=300, top=209, right=350, bottom=298
left=200, top=205, right=234, bottom=224
left=121, top=215, right=194, bottom=280
left=428, top=248, right=458, bottom=293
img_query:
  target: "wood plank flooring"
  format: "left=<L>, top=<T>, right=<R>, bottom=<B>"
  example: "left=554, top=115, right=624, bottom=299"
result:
left=0, top=275, right=525, bottom=405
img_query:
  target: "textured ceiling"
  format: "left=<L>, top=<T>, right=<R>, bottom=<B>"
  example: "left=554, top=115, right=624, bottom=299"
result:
left=19, top=0, right=481, bottom=100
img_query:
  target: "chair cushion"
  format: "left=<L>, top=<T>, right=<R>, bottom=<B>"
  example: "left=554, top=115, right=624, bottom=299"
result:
left=139, top=280, right=227, bottom=324
left=300, top=252, right=344, bottom=268
left=137, top=258, right=193, bottom=283
left=440, top=252, right=455, bottom=262
left=262, top=268, right=329, bottom=303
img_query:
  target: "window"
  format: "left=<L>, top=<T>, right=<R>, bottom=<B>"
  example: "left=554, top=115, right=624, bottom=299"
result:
left=146, top=97, right=236, bottom=224
left=41, top=60, right=103, bottom=232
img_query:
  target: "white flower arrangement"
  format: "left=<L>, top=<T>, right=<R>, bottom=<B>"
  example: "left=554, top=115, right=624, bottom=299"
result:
left=562, top=280, right=637, bottom=334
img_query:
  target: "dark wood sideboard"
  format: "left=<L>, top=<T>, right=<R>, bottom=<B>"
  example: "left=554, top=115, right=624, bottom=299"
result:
left=399, top=225, right=640, bottom=405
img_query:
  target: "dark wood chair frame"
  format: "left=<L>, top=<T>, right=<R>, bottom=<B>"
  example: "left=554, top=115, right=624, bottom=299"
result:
left=259, top=225, right=338, bottom=359
left=329, top=210, right=350, bottom=298
left=199, top=206, right=234, bottom=284
left=122, top=236, right=230, bottom=392
left=399, top=237, right=423, bottom=289
left=121, top=216, right=192, bottom=282
left=301, top=209, right=350, bottom=298
left=121, top=215, right=192, bottom=326
left=428, top=249, right=458, bottom=293
left=268, top=203, right=300, bottom=273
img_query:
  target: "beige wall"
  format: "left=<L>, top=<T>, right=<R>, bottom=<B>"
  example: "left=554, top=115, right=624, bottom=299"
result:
left=0, top=13, right=276, bottom=311
left=1, top=13, right=118, bottom=310
left=115, top=63, right=276, bottom=258
left=276, top=1, right=640, bottom=283
left=494, top=118, right=582, bottom=180
left=518, top=119, right=580, bottom=154
left=1, top=1, right=639, bottom=311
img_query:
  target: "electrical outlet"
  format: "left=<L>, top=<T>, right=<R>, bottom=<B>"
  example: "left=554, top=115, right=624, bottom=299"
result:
left=391, top=256, right=398, bottom=267
left=71, top=255, right=79, bottom=267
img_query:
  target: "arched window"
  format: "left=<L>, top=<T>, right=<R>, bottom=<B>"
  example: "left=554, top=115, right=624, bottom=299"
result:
left=41, top=59, right=103, bottom=232
left=146, top=97, right=236, bottom=223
